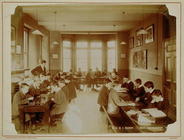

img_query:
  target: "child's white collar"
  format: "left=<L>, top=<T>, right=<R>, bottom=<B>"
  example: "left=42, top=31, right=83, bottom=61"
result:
left=150, top=88, right=155, bottom=93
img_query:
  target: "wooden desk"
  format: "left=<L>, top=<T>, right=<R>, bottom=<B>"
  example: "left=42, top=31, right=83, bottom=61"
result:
left=19, top=105, right=50, bottom=133
left=118, top=92, right=174, bottom=133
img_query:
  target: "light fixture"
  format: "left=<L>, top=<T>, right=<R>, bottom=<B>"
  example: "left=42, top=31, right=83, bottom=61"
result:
left=113, top=25, right=127, bottom=45
left=137, top=6, right=148, bottom=35
left=52, top=11, right=59, bottom=45
left=32, top=8, right=44, bottom=36
left=120, top=41, right=127, bottom=45
left=32, top=29, right=44, bottom=36
left=52, top=41, right=59, bottom=45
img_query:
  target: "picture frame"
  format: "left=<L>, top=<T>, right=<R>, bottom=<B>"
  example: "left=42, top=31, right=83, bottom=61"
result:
left=135, top=29, right=143, bottom=47
left=145, top=24, right=154, bottom=44
left=133, top=50, right=147, bottom=69
left=129, top=37, right=134, bottom=49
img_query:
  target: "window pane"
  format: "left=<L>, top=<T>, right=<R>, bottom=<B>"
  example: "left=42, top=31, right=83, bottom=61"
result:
left=107, top=40, right=116, bottom=72
left=63, top=40, right=71, bottom=48
left=107, top=40, right=116, bottom=48
left=63, top=49, right=71, bottom=59
left=63, top=59, right=71, bottom=72
left=107, top=48, right=116, bottom=72
left=76, top=49, right=88, bottom=71
left=63, top=48, right=71, bottom=72
left=91, top=41, right=102, bottom=49
left=90, top=49, right=102, bottom=71
left=76, top=41, right=88, bottom=49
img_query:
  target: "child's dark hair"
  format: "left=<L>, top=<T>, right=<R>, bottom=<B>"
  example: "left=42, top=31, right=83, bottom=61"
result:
left=144, top=81, right=154, bottom=88
left=20, top=83, right=29, bottom=88
left=135, top=78, right=142, bottom=85
left=51, top=80, right=59, bottom=86
left=41, top=60, right=46, bottom=64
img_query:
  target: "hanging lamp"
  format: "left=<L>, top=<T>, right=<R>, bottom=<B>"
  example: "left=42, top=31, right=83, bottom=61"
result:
left=52, top=11, right=59, bottom=45
left=32, top=8, right=44, bottom=36
left=137, top=6, right=148, bottom=35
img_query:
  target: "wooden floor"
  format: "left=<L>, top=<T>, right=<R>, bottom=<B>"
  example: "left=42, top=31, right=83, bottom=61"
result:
left=25, top=89, right=111, bottom=134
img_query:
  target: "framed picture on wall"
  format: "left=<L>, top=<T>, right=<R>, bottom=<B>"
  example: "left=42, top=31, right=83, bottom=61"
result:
left=133, top=50, right=147, bottom=69
left=129, top=37, right=134, bottom=49
left=135, top=29, right=143, bottom=47
left=133, top=51, right=138, bottom=68
left=145, top=24, right=154, bottom=44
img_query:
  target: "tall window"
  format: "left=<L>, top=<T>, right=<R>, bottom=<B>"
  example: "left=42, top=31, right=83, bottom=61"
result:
left=90, top=41, right=102, bottom=71
left=107, top=40, right=116, bottom=72
left=23, top=28, right=29, bottom=68
left=76, top=41, right=88, bottom=71
left=63, top=40, right=72, bottom=72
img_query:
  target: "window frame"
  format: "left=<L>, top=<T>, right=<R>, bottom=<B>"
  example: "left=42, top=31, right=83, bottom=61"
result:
left=23, top=27, right=29, bottom=69
left=62, top=40, right=72, bottom=72
left=107, top=40, right=117, bottom=72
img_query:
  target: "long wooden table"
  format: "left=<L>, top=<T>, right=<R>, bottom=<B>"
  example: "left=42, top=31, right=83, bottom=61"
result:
left=117, top=92, right=174, bottom=133
left=19, top=104, right=50, bottom=133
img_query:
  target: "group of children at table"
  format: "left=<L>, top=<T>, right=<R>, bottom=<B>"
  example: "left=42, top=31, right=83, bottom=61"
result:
left=97, top=76, right=164, bottom=118
left=12, top=70, right=77, bottom=132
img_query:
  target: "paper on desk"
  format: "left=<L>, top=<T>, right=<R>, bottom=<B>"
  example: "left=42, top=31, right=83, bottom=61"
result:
left=119, top=100, right=136, bottom=106
left=137, top=113, right=155, bottom=125
left=114, top=86, right=127, bottom=92
left=126, top=109, right=141, bottom=116
left=142, top=108, right=167, bottom=118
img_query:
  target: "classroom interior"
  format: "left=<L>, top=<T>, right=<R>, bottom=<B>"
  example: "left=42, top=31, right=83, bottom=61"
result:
left=10, top=4, right=176, bottom=134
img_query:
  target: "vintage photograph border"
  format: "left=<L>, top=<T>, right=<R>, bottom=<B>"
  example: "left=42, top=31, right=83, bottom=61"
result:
left=0, top=1, right=182, bottom=139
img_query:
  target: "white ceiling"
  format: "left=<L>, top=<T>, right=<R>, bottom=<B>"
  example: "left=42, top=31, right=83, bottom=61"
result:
left=22, top=4, right=164, bottom=32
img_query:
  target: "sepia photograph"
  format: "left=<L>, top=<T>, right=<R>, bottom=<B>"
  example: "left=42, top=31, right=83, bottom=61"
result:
left=1, top=1, right=183, bottom=139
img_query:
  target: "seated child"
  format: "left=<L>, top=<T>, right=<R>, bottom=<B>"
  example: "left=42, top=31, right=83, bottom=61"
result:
left=121, top=77, right=135, bottom=95
left=141, top=81, right=164, bottom=109
left=97, top=79, right=112, bottom=111
left=12, top=83, right=32, bottom=132
left=65, top=76, right=77, bottom=102
left=49, top=81, right=69, bottom=126
left=107, top=87, right=135, bottom=116
left=109, top=72, right=119, bottom=83
left=133, top=78, right=145, bottom=100
left=12, top=83, right=31, bottom=118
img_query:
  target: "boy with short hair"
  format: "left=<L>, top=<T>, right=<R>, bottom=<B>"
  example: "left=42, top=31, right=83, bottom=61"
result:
left=141, top=81, right=164, bottom=109
left=133, top=78, right=145, bottom=100
left=12, top=83, right=31, bottom=132
left=121, top=77, right=134, bottom=95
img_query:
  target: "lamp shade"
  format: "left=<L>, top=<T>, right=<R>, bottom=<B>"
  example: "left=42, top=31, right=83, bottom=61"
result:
left=52, top=41, right=59, bottom=45
left=120, top=41, right=127, bottom=45
left=32, top=29, right=44, bottom=36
